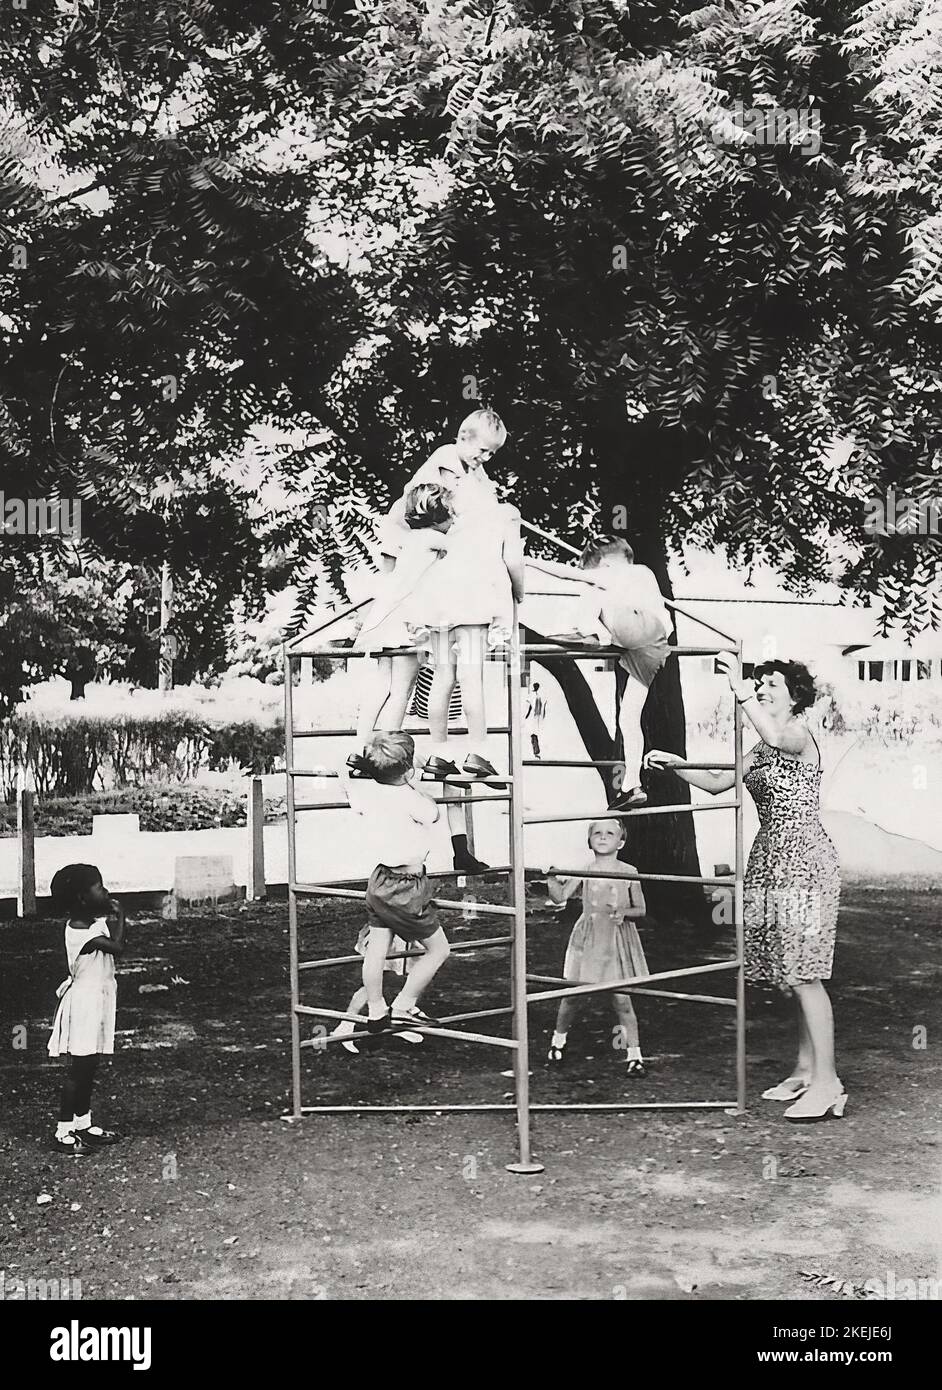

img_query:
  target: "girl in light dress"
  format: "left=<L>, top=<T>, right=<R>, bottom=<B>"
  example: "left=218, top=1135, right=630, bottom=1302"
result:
left=378, top=409, right=525, bottom=781
left=545, top=819, right=650, bottom=1075
left=48, top=863, right=125, bottom=1153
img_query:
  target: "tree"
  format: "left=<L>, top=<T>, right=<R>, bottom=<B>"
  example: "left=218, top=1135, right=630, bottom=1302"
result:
left=274, top=0, right=942, bottom=912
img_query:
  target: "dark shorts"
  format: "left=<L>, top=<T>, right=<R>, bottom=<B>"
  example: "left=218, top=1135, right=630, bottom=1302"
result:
left=364, top=864, right=440, bottom=942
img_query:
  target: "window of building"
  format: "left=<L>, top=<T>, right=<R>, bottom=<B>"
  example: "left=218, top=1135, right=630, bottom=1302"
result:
left=858, top=661, right=866, bottom=681
left=868, top=662, right=883, bottom=682
left=901, top=660, right=912, bottom=682
left=917, top=661, right=933, bottom=681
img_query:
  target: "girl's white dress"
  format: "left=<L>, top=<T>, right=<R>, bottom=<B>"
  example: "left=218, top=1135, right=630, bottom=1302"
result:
left=354, top=531, right=446, bottom=654
left=47, top=917, right=117, bottom=1057
left=563, top=870, right=649, bottom=985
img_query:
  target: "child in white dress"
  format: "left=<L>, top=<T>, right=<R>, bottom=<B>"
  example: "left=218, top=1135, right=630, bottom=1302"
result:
left=379, top=409, right=525, bottom=781
left=353, top=483, right=454, bottom=743
left=47, top=863, right=125, bottom=1153
left=545, top=819, right=650, bottom=1075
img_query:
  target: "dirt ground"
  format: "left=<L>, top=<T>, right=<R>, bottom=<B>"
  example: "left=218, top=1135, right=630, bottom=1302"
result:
left=1, top=881, right=940, bottom=1301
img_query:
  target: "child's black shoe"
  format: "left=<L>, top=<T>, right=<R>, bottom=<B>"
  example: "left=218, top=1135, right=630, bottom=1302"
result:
left=360, top=1011, right=392, bottom=1052
left=53, top=1134, right=90, bottom=1156
left=73, top=1127, right=121, bottom=1148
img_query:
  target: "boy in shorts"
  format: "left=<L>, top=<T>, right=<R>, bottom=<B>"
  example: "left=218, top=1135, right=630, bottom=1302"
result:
left=339, top=732, right=451, bottom=1047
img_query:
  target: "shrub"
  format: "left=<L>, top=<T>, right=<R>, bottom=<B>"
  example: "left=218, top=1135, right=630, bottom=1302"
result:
left=0, top=783, right=287, bottom=837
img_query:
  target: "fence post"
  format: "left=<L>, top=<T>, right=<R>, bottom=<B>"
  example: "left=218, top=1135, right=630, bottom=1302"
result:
left=17, top=788, right=36, bottom=919
left=246, top=775, right=266, bottom=900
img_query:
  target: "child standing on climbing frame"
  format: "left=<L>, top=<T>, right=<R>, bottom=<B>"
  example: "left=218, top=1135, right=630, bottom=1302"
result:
left=338, top=733, right=451, bottom=1047
left=379, top=409, right=525, bottom=781
left=527, top=535, right=671, bottom=809
left=545, top=819, right=650, bottom=1075
left=353, top=482, right=455, bottom=743
left=47, top=864, right=126, bottom=1152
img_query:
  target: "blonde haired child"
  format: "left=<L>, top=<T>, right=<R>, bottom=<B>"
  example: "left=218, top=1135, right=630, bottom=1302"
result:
left=380, top=409, right=524, bottom=781
left=545, top=819, right=650, bottom=1075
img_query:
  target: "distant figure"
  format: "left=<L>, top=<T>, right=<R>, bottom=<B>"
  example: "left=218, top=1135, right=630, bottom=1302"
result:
left=525, top=682, right=547, bottom=758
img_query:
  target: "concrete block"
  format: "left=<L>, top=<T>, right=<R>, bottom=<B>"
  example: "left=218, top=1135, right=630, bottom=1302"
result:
left=163, top=854, right=240, bottom=919
left=92, top=813, right=141, bottom=837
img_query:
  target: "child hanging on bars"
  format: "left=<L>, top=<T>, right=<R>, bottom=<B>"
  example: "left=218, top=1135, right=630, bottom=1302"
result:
left=378, top=409, right=525, bottom=781
left=338, top=732, right=451, bottom=1047
left=545, top=819, right=650, bottom=1075
left=527, top=535, right=671, bottom=809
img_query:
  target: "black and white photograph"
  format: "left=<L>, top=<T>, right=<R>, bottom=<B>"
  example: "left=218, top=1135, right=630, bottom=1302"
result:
left=1, top=0, right=940, bottom=1346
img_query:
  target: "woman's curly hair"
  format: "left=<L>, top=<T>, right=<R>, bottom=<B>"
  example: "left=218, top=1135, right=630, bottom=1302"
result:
left=752, top=660, right=818, bottom=715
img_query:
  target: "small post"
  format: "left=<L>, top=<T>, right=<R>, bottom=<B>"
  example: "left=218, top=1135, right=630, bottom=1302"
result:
left=462, top=785, right=475, bottom=858
left=17, top=787, right=36, bottom=919
left=247, top=775, right=266, bottom=900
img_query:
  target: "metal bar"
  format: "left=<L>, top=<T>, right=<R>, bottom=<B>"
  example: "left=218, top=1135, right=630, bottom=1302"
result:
left=532, top=867, right=735, bottom=886
left=286, top=599, right=371, bottom=647
left=521, top=519, right=580, bottom=556
left=508, top=597, right=539, bottom=1172
left=292, top=882, right=518, bottom=916
left=523, top=759, right=736, bottom=771
left=525, top=974, right=736, bottom=1007
left=734, top=651, right=747, bottom=1114
left=524, top=960, right=737, bottom=1006
left=662, top=599, right=737, bottom=644
left=293, top=866, right=511, bottom=889
left=290, top=725, right=511, bottom=738
left=522, top=643, right=725, bottom=658
left=295, top=1004, right=518, bottom=1049
left=291, top=1102, right=737, bottom=1115
left=299, top=936, right=514, bottom=970
left=287, top=768, right=511, bottom=785
left=524, top=800, right=739, bottom=824
left=293, top=792, right=512, bottom=811
left=284, top=646, right=302, bottom=1121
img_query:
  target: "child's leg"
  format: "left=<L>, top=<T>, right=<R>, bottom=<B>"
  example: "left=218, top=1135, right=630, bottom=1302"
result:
left=56, top=1057, right=80, bottom=1138
left=394, top=929, right=450, bottom=1012
left=454, top=626, right=488, bottom=750
left=551, top=996, right=584, bottom=1049
left=70, top=1054, right=100, bottom=1130
left=377, top=653, right=419, bottom=732
left=356, top=656, right=393, bottom=741
left=612, top=992, right=641, bottom=1058
left=362, top=927, right=394, bottom=1018
left=427, top=627, right=458, bottom=750
left=617, top=674, right=649, bottom=789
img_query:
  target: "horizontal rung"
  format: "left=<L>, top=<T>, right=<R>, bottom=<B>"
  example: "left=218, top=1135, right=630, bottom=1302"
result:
left=292, top=792, right=511, bottom=811
left=525, top=974, right=736, bottom=1007
left=524, top=800, right=740, bottom=824
left=524, top=959, right=738, bottom=1006
left=523, top=644, right=728, bottom=658
left=298, top=935, right=513, bottom=970
left=286, top=768, right=512, bottom=784
left=534, top=867, right=736, bottom=886
left=290, top=1102, right=738, bottom=1114
left=295, top=866, right=512, bottom=889
left=522, top=760, right=736, bottom=771
left=289, top=726, right=511, bottom=738
left=291, top=883, right=518, bottom=916
left=296, top=1004, right=518, bottom=1049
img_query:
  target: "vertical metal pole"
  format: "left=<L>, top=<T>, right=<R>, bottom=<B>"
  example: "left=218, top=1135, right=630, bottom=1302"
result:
left=505, top=601, right=544, bottom=1174
left=462, top=785, right=475, bottom=859
left=284, top=647, right=302, bottom=1120
left=733, top=642, right=747, bottom=1113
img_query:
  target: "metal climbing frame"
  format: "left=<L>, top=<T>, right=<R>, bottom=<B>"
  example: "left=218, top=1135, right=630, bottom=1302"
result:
left=282, top=532, right=746, bottom=1174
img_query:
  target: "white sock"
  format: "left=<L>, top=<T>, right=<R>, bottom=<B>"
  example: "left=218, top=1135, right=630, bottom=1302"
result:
left=367, top=1001, right=388, bottom=1020
left=395, top=993, right=417, bottom=1014
left=331, top=1018, right=356, bottom=1036
left=626, top=1046, right=642, bottom=1061
left=72, top=1112, right=91, bottom=1132
left=551, top=1031, right=567, bottom=1049
left=55, top=1121, right=75, bottom=1141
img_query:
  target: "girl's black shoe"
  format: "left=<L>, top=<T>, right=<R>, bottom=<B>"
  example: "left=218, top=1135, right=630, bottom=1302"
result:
left=74, top=1127, right=121, bottom=1148
left=53, top=1134, right=89, bottom=1155
left=423, top=756, right=461, bottom=780
left=453, top=850, right=491, bottom=875
left=360, top=1011, right=392, bottom=1052
left=346, top=753, right=372, bottom=779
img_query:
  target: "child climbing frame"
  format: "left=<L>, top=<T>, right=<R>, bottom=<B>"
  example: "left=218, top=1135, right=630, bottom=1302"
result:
left=281, top=543, right=747, bottom=1175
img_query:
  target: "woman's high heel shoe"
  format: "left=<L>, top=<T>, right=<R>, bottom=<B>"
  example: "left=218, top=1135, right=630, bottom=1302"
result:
left=784, top=1084, right=848, bottom=1123
left=762, top=1076, right=810, bottom=1102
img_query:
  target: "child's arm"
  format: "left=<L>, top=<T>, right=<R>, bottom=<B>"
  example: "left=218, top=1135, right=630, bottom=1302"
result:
left=78, top=934, right=124, bottom=957
left=501, top=509, right=525, bottom=603
left=405, top=775, right=440, bottom=825
left=545, top=868, right=583, bottom=904
left=620, top=867, right=646, bottom=920
left=106, top=896, right=127, bottom=950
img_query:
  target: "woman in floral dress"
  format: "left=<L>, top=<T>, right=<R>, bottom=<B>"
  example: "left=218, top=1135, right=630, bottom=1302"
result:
left=645, top=655, right=844, bottom=1123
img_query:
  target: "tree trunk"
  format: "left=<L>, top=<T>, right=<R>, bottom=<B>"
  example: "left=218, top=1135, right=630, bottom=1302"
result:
left=69, top=676, right=87, bottom=700
left=591, top=415, right=708, bottom=923
left=522, top=624, right=613, bottom=766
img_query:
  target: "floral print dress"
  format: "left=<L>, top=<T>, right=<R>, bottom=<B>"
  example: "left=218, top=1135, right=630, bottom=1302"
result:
left=743, top=740, right=840, bottom=990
